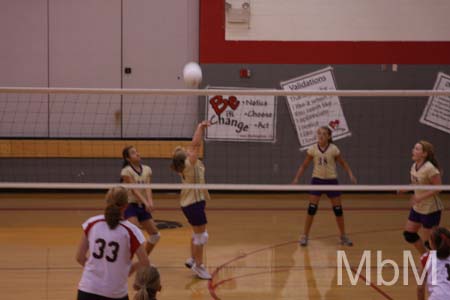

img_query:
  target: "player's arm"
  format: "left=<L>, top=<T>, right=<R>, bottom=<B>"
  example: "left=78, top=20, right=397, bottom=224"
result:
left=129, top=244, right=150, bottom=276
left=75, top=233, right=89, bottom=267
left=188, top=121, right=210, bottom=164
left=121, top=175, right=148, bottom=204
left=336, top=154, right=357, bottom=184
left=144, top=175, right=154, bottom=212
left=411, top=174, right=441, bottom=204
left=292, top=155, right=313, bottom=184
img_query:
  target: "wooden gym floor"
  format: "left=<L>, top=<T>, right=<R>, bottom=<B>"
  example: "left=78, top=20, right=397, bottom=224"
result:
left=0, top=192, right=448, bottom=300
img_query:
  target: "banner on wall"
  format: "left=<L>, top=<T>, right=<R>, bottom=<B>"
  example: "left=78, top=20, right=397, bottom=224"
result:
left=280, top=67, right=351, bottom=150
left=419, top=72, right=450, bottom=134
left=205, top=87, right=277, bottom=142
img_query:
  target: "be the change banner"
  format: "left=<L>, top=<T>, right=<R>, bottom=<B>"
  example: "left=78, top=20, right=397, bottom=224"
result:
left=420, top=72, right=450, bottom=134
left=205, top=87, right=277, bottom=142
left=281, top=67, right=351, bottom=150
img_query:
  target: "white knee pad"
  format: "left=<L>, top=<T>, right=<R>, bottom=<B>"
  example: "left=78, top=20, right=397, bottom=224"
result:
left=148, top=232, right=161, bottom=245
left=192, top=231, right=208, bottom=246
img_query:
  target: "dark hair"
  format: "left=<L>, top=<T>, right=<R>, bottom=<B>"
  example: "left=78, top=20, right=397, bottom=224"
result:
left=431, top=227, right=450, bottom=260
left=418, top=140, right=440, bottom=170
left=134, top=265, right=161, bottom=300
left=170, top=147, right=187, bottom=173
left=319, top=126, right=333, bottom=143
left=104, top=186, right=128, bottom=229
left=122, top=146, right=134, bottom=168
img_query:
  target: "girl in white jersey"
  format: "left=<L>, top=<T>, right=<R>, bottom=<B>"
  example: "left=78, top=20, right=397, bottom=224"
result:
left=171, top=120, right=212, bottom=280
left=76, top=186, right=150, bottom=300
left=417, top=227, right=450, bottom=300
left=292, top=126, right=357, bottom=247
left=121, top=146, right=160, bottom=255
left=403, top=141, right=443, bottom=255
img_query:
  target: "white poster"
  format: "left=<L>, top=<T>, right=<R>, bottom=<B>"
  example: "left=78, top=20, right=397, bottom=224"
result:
left=205, top=88, right=277, bottom=142
left=280, top=67, right=351, bottom=150
left=420, top=72, right=450, bottom=134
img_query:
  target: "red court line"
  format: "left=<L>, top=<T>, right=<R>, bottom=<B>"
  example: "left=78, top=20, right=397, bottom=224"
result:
left=208, top=228, right=401, bottom=300
left=350, top=267, right=394, bottom=300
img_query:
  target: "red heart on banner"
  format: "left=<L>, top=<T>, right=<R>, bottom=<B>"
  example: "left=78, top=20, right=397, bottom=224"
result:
left=228, top=96, right=240, bottom=110
left=329, top=119, right=340, bottom=129
left=209, top=95, right=228, bottom=115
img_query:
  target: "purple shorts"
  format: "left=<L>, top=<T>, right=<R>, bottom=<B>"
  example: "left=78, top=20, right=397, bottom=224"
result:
left=124, top=203, right=152, bottom=222
left=309, top=177, right=341, bottom=198
left=408, top=209, right=441, bottom=229
left=182, top=200, right=207, bottom=226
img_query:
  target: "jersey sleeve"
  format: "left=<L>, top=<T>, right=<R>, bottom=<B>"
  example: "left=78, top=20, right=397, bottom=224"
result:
left=120, top=167, right=130, bottom=178
left=145, top=166, right=152, bottom=182
left=121, top=221, right=146, bottom=257
left=81, top=215, right=104, bottom=236
left=426, top=164, right=440, bottom=179
left=333, top=145, right=341, bottom=157
left=420, top=252, right=430, bottom=268
left=306, top=146, right=315, bottom=157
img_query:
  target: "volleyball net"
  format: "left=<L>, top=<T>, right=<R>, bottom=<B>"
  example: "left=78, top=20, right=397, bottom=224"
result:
left=0, top=86, right=449, bottom=192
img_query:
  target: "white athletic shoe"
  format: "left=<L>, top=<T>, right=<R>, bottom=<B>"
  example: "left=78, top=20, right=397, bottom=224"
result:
left=299, top=235, right=308, bottom=247
left=340, top=235, right=353, bottom=246
left=185, top=257, right=194, bottom=269
left=192, top=263, right=212, bottom=280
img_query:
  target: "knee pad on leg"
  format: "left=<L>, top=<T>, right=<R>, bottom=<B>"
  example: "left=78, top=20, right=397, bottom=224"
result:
left=193, top=231, right=209, bottom=246
left=403, top=231, right=420, bottom=244
left=148, top=232, right=161, bottom=245
left=308, top=203, right=318, bottom=216
left=333, top=205, right=343, bottom=217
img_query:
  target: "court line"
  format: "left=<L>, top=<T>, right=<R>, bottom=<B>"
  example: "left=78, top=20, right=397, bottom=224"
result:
left=350, top=267, right=394, bottom=300
left=1, top=207, right=447, bottom=212
left=208, top=228, right=401, bottom=300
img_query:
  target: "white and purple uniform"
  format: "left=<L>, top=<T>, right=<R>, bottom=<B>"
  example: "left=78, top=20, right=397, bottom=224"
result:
left=421, top=251, right=450, bottom=300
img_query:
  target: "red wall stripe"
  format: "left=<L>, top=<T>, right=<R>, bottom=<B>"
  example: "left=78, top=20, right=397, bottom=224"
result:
left=200, top=0, right=450, bottom=64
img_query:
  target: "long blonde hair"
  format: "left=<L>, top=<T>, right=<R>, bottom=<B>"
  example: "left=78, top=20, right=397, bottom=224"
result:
left=134, top=266, right=161, bottom=300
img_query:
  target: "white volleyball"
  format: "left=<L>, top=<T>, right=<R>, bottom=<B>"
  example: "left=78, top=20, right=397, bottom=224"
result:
left=183, top=62, right=202, bottom=88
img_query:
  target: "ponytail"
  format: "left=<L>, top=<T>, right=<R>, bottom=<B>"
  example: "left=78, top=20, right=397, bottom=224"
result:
left=171, top=147, right=187, bottom=173
left=104, top=186, right=129, bottom=229
left=419, top=140, right=440, bottom=170
left=431, top=227, right=450, bottom=260
left=122, top=145, right=134, bottom=168
left=134, top=266, right=161, bottom=300
left=105, top=204, right=121, bottom=229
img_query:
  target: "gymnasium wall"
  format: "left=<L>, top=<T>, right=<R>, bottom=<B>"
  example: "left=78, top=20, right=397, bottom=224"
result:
left=0, top=0, right=449, bottom=185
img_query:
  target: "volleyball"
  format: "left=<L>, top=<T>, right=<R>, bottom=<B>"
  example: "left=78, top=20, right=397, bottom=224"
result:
left=183, top=62, right=202, bottom=88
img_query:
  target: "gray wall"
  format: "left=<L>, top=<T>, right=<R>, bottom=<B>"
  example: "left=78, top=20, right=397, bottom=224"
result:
left=0, top=64, right=448, bottom=185
left=201, top=64, right=450, bottom=185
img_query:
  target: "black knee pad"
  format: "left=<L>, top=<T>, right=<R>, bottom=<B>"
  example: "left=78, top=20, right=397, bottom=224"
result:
left=403, top=231, right=420, bottom=244
left=333, top=205, right=343, bottom=217
left=308, top=203, right=318, bottom=216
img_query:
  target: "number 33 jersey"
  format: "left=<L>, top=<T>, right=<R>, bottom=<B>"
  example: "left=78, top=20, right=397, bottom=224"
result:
left=78, top=215, right=146, bottom=299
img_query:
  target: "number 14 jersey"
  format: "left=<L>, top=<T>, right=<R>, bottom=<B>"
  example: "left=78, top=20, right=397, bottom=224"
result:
left=78, top=215, right=146, bottom=299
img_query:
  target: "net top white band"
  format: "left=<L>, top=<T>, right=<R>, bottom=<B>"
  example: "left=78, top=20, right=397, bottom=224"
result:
left=1, top=87, right=450, bottom=97
left=0, top=182, right=448, bottom=191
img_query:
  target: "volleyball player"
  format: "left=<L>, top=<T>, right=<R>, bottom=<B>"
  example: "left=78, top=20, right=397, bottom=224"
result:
left=76, top=186, right=150, bottom=300
left=403, top=141, right=443, bottom=255
left=417, top=227, right=450, bottom=300
left=133, top=265, right=162, bottom=300
left=171, top=120, right=212, bottom=280
left=121, top=146, right=160, bottom=255
left=292, top=126, right=357, bottom=247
